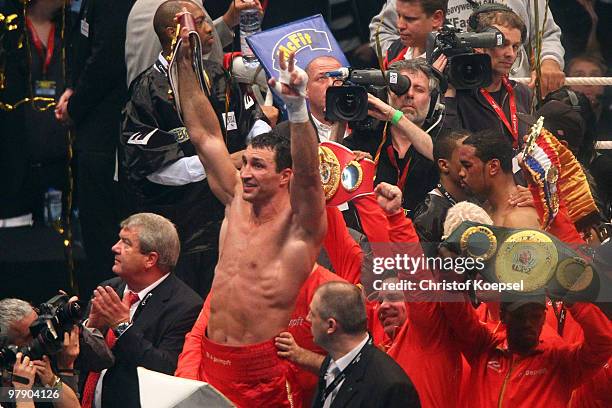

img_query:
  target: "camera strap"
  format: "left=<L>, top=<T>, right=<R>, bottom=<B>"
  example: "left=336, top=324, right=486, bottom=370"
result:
left=479, top=77, right=518, bottom=147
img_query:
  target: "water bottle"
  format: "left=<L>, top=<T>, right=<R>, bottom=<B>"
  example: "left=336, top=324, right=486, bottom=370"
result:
left=240, top=4, right=261, bottom=68
left=44, top=188, right=62, bottom=229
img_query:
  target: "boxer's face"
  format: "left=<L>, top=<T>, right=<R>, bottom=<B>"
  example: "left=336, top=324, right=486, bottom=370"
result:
left=457, top=143, right=488, bottom=199
left=240, top=146, right=290, bottom=202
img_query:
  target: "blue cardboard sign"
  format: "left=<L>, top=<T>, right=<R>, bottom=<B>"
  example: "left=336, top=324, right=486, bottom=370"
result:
left=246, top=14, right=349, bottom=79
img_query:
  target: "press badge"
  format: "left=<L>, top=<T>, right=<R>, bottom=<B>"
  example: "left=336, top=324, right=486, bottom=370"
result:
left=222, top=111, right=238, bottom=131
left=512, top=154, right=521, bottom=174
left=80, top=19, right=89, bottom=37
left=35, top=80, right=56, bottom=97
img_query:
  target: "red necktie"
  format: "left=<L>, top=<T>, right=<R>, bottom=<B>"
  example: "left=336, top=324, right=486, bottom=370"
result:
left=81, top=291, right=140, bottom=408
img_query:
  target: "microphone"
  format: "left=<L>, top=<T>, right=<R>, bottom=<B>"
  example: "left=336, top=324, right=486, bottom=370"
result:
left=326, top=68, right=411, bottom=96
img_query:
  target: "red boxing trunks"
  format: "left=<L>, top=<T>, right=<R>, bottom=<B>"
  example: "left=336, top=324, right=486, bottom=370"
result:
left=201, top=332, right=293, bottom=408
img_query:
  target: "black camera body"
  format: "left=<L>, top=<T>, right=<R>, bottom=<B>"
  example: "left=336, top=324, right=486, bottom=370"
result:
left=0, top=295, right=83, bottom=368
left=325, top=68, right=411, bottom=131
left=428, top=25, right=504, bottom=89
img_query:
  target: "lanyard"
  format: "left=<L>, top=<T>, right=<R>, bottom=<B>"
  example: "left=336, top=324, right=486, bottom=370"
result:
left=26, top=18, right=55, bottom=77
left=479, top=77, right=518, bottom=147
left=550, top=301, right=566, bottom=337
left=320, top=335, right=372, bottom=404
left=387, top=145, right=411, bottom=191
left=437, top=183, right=457, bottom=205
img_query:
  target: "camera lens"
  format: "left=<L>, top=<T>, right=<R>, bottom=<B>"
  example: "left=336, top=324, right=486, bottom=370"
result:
left=448, top=54, right=492, bottom=90
left=456, top=61, right=484, bottom=87
left=336, top=93, right=362, bottom=119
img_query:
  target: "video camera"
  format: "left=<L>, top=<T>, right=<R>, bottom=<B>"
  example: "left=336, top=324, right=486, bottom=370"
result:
left=325, top=68, right=411, bottom=130
left=0, top=295, right=83, bottom=368
left=427, top=24, right=504, bottom=89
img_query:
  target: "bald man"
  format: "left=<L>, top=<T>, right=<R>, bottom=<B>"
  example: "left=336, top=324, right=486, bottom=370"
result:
left=125, top=0, right=261, bottom=87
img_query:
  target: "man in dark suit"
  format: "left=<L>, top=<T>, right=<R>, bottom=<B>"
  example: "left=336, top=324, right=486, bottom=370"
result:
left=80, top=212, right=202, bottom=408
left=309, top=282, right=420, bottom=408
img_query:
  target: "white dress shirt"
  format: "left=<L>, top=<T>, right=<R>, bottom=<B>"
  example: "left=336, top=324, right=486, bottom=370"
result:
left=323, top=334, right=370, bottom=408
left=312, top=115, right=350, bottom=143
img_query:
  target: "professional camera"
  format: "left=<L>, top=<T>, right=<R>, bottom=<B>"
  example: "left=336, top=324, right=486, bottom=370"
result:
left=325, top=68, right=411, bottom=130
left=0, top=344, right=21, bottom=370
left=0, top=295, right=83, bottom=365
left=427, top=24, right=504, bottom=89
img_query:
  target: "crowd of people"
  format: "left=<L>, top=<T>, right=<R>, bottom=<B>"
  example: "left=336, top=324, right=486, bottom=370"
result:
left=1, top=0, right=611, bottom=407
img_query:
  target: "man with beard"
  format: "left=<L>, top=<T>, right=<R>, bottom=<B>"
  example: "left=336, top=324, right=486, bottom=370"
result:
left=343, top=58, right=440, bottom=214
left=455, top=129, right=540, bottom=228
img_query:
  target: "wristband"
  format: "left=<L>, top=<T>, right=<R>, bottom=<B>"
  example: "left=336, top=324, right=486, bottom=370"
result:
left=391, top=109, right=403, bottom=125
left=286, top=99, right=309, bottom=123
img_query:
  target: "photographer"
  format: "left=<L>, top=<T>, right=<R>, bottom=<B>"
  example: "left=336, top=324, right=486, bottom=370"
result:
left=443, top=6, right=532, bottom=153
left=0, top=295, right=112, bottom=407
left=0, top=297, right=114, bottom=401
left=3, top=352, right=81, bottom=408
left=371, top=1, right=566, bottom=96
left=383, top=0, right=447, bottom=67
left=343, top=58, right=441, bottom=214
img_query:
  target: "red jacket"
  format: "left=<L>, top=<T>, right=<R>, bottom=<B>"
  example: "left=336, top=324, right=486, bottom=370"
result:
left=444, top=300, right=612, bottom=408
left=387, top=212, right=464, bottom=408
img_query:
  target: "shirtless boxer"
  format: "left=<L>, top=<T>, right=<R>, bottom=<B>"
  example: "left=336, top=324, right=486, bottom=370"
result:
left=455, top=129, right=540, bottom=229
left=175, top=18, right=326, bottom=406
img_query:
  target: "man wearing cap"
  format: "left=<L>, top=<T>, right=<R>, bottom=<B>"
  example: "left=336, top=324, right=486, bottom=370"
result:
left=442, top=295, right=612, bottom=407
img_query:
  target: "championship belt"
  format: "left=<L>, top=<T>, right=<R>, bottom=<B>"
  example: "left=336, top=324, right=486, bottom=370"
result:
left=319, top=141, right=375, bottom=207
left=443, top=221, right=600, bottom=301
left=167, top=11, right=211, bottom=123
left=522, top=116, right=598, bottom=230
left=522, top=117, right=560, bottom=230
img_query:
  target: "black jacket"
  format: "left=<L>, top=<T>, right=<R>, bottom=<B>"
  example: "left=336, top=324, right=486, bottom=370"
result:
left=312, top=342, right=421, bottom=408
left=444, top=80, right=533, bottom=147
left=120, top=58, right=263, bottom=255
left=84, top=275, right=201, bottom=408
left=343, top=123, right=438, bottom=214
left=413, top=191, right=455, bottom=254
left=67, top=0, right=135, bottom=151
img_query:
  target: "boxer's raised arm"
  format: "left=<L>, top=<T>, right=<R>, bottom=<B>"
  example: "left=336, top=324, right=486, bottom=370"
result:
left=289, top=119, right=326, bottom=239
left=270, top=51, right=326, bottom=241
left=176, top=26, right=240, bottom=206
